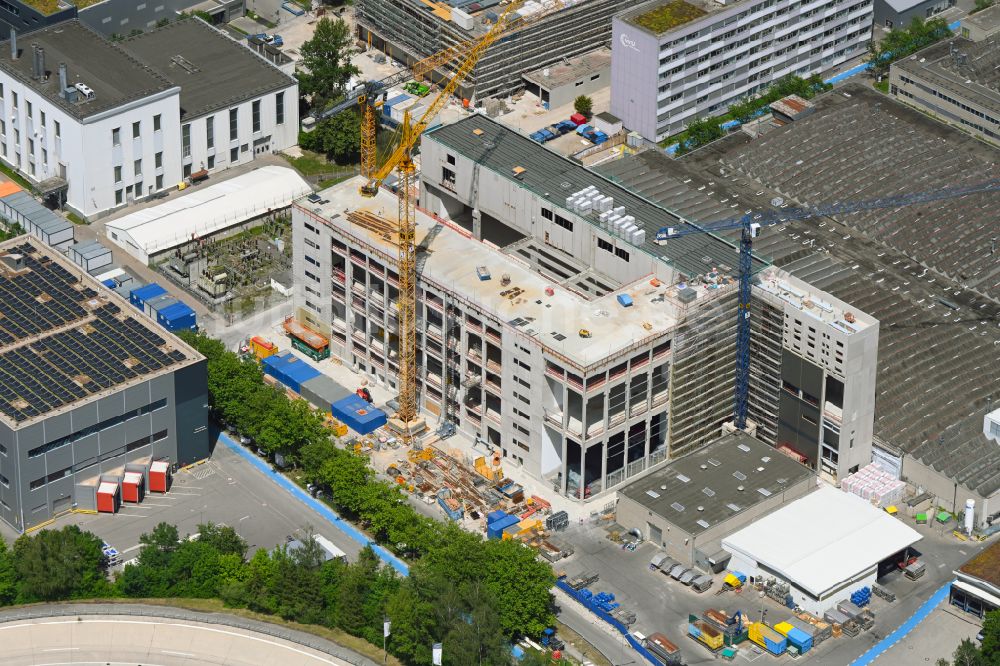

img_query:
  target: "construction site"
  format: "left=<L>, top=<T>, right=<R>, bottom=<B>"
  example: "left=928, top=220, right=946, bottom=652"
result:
left=355, top=0, right=635, bottom=102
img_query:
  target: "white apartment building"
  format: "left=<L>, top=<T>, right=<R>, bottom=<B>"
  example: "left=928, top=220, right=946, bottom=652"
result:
left=292, top=115, right=878, bottom=501
left=611, top=0, right=873, bottom=141
left=0, top=19, right=296, bottom=219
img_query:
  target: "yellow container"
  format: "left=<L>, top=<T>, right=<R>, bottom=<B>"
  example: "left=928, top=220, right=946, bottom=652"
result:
left=773, top=622, right=794, bottom=637
left=724, top=573, right=744, bottom=588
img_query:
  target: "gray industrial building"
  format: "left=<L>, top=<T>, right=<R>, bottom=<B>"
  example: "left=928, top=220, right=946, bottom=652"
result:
left=355, top=0, right=634, bottom=102
left=890, top=35, right=1000, bottom=142
left=611, top=0, right=872, bottom=141
left=960, top=3, right=1000, bottom=41
left=0, top=237, right=208, bottom=532
left=617, top=431, right=815, bottom=570
left=873, top=0, right=953, bottom=30
left=521, top=48, right=611, bottom=110
left=596, top=82, right=1000, bottom=524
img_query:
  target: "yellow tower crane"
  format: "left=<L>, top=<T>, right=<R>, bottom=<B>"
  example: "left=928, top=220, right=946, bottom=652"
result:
left=315, top=0, right=553, bottom=438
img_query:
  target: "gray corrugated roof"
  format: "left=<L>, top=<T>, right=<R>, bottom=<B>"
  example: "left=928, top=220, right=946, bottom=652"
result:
left=124, top=19, right=295, bottom=120
left=0, top=21, right=174, bottom=120
left=620, top=431, right=814, bottom=536
left=425, top=114, right=766, bottom=280
left=1, top=190, right=71, bottom=235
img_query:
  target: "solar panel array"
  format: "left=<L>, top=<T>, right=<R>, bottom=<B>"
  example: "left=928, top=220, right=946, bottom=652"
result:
left=0, top=243, right=188, bottom=423
left=0, top=243, right=90, bottom=345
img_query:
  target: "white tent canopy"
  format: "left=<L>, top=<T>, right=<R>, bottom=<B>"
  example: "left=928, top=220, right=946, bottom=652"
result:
left=106, top=166, right=311, bottom=263
left=722, top=485, right=922, bottom=598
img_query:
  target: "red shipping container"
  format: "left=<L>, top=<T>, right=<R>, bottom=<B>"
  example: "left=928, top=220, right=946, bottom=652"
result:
left=96, top=482, right=120, bottom=514
left=149, top=460, right=171, bottom=493
left=122, top=472, right=145, bottom=503
left=569, top=113, right=587, bottom=126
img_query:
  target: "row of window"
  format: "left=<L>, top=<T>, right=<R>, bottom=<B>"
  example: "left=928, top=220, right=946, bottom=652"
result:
left=28, top=429, right=167, bottom=491
left=112, top=115, right=162, bottom=147
left=896, top=76, right=1000, bottom=127
left=541, top=207, right=575, bottom=232
left=27, top=398, right=167, bottom=458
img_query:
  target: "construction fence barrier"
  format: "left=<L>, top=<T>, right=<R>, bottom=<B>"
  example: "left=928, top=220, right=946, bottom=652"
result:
left=556, top=578, right=661, bottom=665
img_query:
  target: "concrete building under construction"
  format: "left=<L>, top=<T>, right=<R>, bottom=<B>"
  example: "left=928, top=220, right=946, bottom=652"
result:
left=355, top=0, right=634, bottom=102
left=291, top=114, right=877, bottom=502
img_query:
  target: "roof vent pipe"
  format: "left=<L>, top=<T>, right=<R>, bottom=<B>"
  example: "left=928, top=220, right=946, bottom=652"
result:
left=37, top=46, right=45, bottom=81
left=59, top=62, right=67, bottom=91
left=31, top=44, right=41, bottom=80
left=10, top=29, right=17, bottom=60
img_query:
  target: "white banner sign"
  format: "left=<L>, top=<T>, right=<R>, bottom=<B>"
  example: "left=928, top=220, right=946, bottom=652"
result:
left=432, top=643, right=442, bottom=665
left=384, top=621, right=391, bottom=638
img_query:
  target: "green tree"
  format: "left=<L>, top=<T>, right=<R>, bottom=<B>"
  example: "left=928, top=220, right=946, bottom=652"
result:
left=866, top=17, right=951, bottom=79
left=297, top=17, right=360, bottom=111
left=727, top=97, right=758, bottom=124
left=981, top=610, right=1000, bottom=665
left=299, top=110, right=363, bottom=165
left=574, top=95, right=593, bottom=119
left=13, top=526, right=110, bottom=602
left=197, top=522, right=248, bottom=558
left=0, top=539, right=17, bottom=605
left=972, top=0, right=995, bottom=12
left=385, top=583, right=436, bottom=665
left=480, top=538, right=555, bottom=638
left=952, top=638, right=984, bottom=666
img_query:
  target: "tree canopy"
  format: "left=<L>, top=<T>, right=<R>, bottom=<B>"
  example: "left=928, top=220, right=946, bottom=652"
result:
left=866, top=17, right=952, bottom=79
left=299, top=109, right=364, bottom=165
left=574, top=95, right=593, bottom=118
left=297, top=17, right=360, bottom=113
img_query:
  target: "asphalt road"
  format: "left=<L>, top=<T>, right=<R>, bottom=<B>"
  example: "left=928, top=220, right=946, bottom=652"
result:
left=58, top=435, right=365, bottom=563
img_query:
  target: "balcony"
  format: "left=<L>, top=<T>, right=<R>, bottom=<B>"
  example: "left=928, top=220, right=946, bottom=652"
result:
left=351, top=282, right=366, bottom=296
left=485, top=377, right=501, bottom=394
left=332, top=269, right=346, bottom=283
left=486, top=359, right=502, bottom=374
left=467, top=348, right=483, bottom=363
left=544, top=409, right=563, bottom=428
left=585, top=421, right=605, bottom=441
left=351, top=330, right=365, bottom=345
left=651, top=390, right=669, bottom=408
left=823, top=403, right=843, bottom=425
left=545, top=365, right=565, bottom=381
left=585, top=375, right=607, bottom=393
left=485, top=329, right=502, bottom=344
left=485, top=407, right=502, bottom=424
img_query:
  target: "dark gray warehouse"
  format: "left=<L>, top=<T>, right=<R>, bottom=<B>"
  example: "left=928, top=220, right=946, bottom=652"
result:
left=0, top=237, right=209, bottom=532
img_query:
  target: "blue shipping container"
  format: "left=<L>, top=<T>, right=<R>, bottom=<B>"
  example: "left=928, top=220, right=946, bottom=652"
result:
left=331, top=394, right=387, bottom=434
left=785, top=627, right=812, bottom=653
left=101, top=278, right=117, bottom=288
left=487, top=514, right=520, bottom=539
left=130, top=283, right=166, bottom=309
left=262, top=352, right=322, bottom=393
left=157, top=302, right=197, bottom=332
left=487, top=510, right=508, bottom=525
left=617, top=294, right=634, bottom=307
left=144, top=294, right=178, bottom=318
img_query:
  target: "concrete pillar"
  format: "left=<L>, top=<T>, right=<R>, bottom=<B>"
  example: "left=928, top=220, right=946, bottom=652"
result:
left=472, top=208, right=482, bottom=240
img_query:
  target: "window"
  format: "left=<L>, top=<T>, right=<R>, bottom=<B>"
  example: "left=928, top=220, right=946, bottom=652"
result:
left=598, top=238, right=613, bottom=252
left=25, top=100, right=31, bottom=117
left=183, top=163, right=191, bottom=178
left=54, top=120, right=60, bottom=137
left=135, top=180, right=142, bottom=195
left=39, top=110, right=44, bottom=127
left=156, top=174, right=163, bottom=190
left=614, top=247, right=630, bottom=261
left=275, top=92, right=284, bottom=125
left=207, top=155, right=215, bottom=169
left=230, top=146, right=238, bottom=162
left=155, top=151, right=162, bottom=168
left=132, top=120, right=140, bottom=138
left=113, top=165, right=122, bottom=182
left=41, top=148, right=45, bottom=165
left=446, top=153, right=456, bottom=165
left=229, top=108, right=238, bottom=140
left=153, top=114, right=161, bottom=131
left=10, top=91, right=16, bottom=109
left=252, top=100, right=261, bottom=133
left=27, top=138, right=32, bottom=155
left=442, top=167, right=456, bottom=185
left=553, top=214, right=573, bottom=231
left=112, top=127, right=120, bottom=146
left=206, top=116, right=214, bottom=149
left=182, top=123, right=190, bottom=157
left=541, top=207, right=553, bottom=220
left=133, top=158, right=141, bottom=176
left=115, top=189, right=123, bottom=204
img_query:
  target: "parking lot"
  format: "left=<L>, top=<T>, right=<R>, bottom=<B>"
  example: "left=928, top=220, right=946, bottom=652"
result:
left=51, top=434, right=365, bottom=564
left=552, top=517, right=990, bottom=665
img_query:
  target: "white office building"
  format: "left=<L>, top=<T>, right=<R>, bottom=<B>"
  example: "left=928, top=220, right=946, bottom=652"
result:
left=0, top=18, right=297, bottom=219
left=611, top=0, right=873, bottom=141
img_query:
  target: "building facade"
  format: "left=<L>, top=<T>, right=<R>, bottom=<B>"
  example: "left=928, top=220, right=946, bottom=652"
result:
left=873, top=0, right=953, bottom=30
left=292, top=115, right=878, bottom=501
left=0, top=237, right=209, bottom=532
left=0, top=19, right=296, bottom=219
left=951, top=541, right=1000, bottom=619
left=356, top=0, right=634, bottom=102
left=890, top=36, right=1000, bottom=143
left=611, top=0, right=873, bottom=141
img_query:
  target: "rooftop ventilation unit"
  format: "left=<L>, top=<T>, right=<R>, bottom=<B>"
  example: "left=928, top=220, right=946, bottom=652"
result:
left=645, top=489, right=660, bottom=499
left=733, top=471, right=747, bottom=481
left=726, top=503, right=741, bottom=511
left=74, top=82, right=95, bottom=100
left=757, top=488, right=772, bottom=497
left=737, top=443, right=751, bottom=453
left=696, top=519, right=710, bottom=529
left=676, top=474, right=690, bottom=483
left=671, top=502, right=685, bottom=512
left=702, top=487, right=715, bottom=497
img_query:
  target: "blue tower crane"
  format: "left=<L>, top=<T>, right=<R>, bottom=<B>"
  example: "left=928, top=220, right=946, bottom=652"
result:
left=654, top=179, right=1000, bottom=431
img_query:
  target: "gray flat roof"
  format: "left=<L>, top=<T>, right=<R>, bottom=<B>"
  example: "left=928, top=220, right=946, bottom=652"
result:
left=0, top=21, right=174, bottom=120
left=425, top=114, right=766, bottom=280
left=123, top=18, right=295, bottom=120
left=881, top=0, right=938, bottom=13
left=893, top=36, right=1000, bottom=116
left=620, top=431, right=814, bottom=537
left=522, top=47, right=611, bottom=90
left=962, top=3, right=1000, bottom=34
